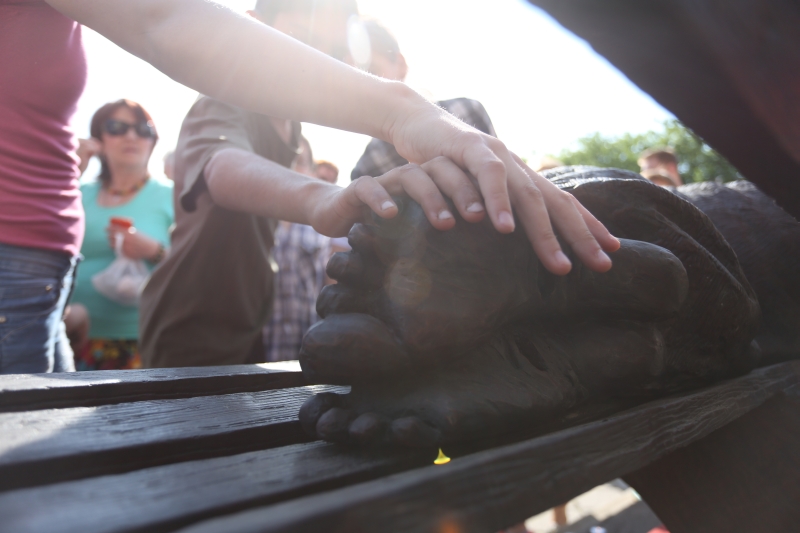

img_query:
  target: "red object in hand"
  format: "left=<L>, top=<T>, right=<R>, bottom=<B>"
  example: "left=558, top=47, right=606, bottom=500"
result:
left=109, top=216, right=133, bottom=229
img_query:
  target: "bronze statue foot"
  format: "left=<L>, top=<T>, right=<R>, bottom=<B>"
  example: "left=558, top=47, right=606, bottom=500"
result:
left=300, top=315, right=671, bottom=447
left=301, top=236, right=687, bottom=386
left=299, top=168, right=761, bottom=447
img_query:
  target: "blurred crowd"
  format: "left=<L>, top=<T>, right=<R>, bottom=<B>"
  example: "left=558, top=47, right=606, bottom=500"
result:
left=1, top=0, right=647, bottom=375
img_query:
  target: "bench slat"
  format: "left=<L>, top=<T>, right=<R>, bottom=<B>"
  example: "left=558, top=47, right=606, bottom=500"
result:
left=0, top=442, right=433, bottom=533
left=0, top=362, right=304, bottom=412
left=172, top=362, right=800, bottom=533
left=625, top=391, right=800, bottom=533
left=0, top=384, right=344, bottom=492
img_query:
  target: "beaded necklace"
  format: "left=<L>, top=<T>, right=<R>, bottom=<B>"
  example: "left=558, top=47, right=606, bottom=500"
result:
left=107, top=176, right=149, bottom=196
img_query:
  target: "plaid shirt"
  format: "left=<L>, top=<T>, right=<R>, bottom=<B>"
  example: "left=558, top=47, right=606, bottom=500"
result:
left=350, top=97, right=497, bottom=180
left=263, top=222, right=331, bottom=362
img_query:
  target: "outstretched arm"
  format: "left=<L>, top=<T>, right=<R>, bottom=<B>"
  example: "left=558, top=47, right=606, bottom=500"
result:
left=46, top=0, right=404, bottom=138
left=47, top=0, right=620, bottom=274
left=205, top=149, right=471, bottom=238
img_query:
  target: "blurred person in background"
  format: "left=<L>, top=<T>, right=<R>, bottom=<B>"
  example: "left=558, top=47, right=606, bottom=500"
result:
left=351, top=19, right=497, bottom=180
left=314, top=160, right=340, bottom=184
left=638, top=147, right=683, bottom=187
left=642, top=172, right=676, bottom=188
left=533, top=155, right=564, bottom=173
left=142, top=0, right=438, bottom=368
left=263, top=138, right=334, bottom=362
left=163, top=151, right=176, bottom=181
left=1, top=0, right=615, bottom=374
left=145, top=0, right=590, bottom=369
left=69, top=100, right=173, bottom=370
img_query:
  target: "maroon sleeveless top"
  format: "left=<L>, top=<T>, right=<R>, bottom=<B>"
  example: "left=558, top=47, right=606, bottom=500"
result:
left=0, top=0, right=87, bottom=255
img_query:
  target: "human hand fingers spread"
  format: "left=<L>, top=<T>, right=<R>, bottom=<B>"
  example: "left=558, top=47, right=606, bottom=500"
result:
left=455, top=134, right=515, bottom=233
left=308, top=178, right=396, bottom=238
left=374, top=164, right=456, bottom=231
left=567, top=194, right=622, bottom=253
left=511, top=155, right=616, bottom=274
left=387, top=104, right=613, bottom=266
left=388, top=103, right=514, bottom=232
left=503, top=159, right=572, bottom=275
left=419, top=156, right=485, bottom=223
left=344, top=176, right=399, bottom=221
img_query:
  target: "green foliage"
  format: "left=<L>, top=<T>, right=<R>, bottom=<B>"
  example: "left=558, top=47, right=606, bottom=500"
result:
left=556, top=120, right=741, bottom=183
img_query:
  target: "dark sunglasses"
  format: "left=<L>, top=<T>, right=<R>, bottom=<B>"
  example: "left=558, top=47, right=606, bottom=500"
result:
left=104, top=119, right=155, bottom=139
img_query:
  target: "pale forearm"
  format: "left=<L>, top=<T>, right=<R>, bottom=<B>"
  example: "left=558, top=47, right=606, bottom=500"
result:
left=204, top=148, right=333, bottom=225
left=46, top=0, right=422, bottom=141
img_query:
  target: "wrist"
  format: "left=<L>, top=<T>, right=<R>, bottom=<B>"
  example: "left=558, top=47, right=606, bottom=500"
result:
left=301, top=179, right=338, bottom=227
left=377, top=82, right=429, bottom=144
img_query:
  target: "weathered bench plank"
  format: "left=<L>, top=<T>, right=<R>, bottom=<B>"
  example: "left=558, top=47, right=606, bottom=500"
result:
left=0, top=384, right=344, bottom=492
left=0, top=362, right=304, bottom=413
left=0, top=442, right=432, bottom=533
left=625, top=390, right=800, bottom=533
left=172, top=362, right=800, bottom=533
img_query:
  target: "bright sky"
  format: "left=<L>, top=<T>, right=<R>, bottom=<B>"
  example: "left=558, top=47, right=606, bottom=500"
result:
left=75, top=0, right=673, bottom=185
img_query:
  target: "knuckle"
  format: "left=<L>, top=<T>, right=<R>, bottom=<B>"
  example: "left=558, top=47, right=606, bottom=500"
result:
left=458, top=189, right=481, bottom=203
left=569, top=229, right=600, bottom=247
left=537, top=228, right=559, bottom=244
left=480, top=159, right=506, bottom=179
left=351, top=175, right=373, bottom=189
left=487, top=187, right=509, bottom=202
left=424, top=156, right=456, bottom=176
left=429, top=155, right=450, bottom=167
left=485, top=136, right=507, bottom=153
left=350, top=178, right=378, bottom=203
left=553, top=190, right=576, bottom=209
left=394, top=164, right=421, bottom=181
left=519, top=182, right=544, bottom=202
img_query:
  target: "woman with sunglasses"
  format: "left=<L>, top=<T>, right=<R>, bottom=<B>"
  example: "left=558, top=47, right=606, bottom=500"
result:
left=68, top=100, right=173, bottom=370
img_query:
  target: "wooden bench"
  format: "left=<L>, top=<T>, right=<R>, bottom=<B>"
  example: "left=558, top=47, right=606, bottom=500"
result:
left=1, top=360, right=798, bottom=533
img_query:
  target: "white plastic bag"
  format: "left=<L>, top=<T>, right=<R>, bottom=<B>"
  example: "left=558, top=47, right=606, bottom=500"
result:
left=91, top=233, right=150, bottom=307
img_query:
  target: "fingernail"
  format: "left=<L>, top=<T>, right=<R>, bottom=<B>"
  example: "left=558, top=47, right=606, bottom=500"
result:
left=596, top=249, right=611, bottom=263
left=498, top=211, right=515, bottom=229
left=381, top=200, right=396, bottom=211
left=438, top=210, right=453, bottom=220
left=466, top=202, right=484, bottom=213
left=555, top=251, right=571, bottom=268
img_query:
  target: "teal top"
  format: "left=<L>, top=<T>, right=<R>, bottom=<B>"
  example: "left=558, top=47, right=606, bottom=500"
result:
left=72, top=178, right=174, bottom=340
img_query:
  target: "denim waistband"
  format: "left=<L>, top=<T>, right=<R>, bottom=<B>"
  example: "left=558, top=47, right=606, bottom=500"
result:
left=0, top=242, right=80, bottom=279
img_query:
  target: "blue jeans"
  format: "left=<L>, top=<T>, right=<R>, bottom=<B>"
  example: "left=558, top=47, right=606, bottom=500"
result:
left=0, top=243, right=79, bottom=374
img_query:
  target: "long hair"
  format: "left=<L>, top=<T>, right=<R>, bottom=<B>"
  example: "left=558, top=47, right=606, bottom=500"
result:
left=89, top=99, right=158, bottom=185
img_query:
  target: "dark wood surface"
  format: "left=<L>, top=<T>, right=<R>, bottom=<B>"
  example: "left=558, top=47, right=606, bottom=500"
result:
left=160, top=362, right=796, bottom=533
left=2, top=362, right=797, bottom=533
left=0, top=442, right=432, bottom=533
left=625, top=390, right=800, bottom=533
left=528, top=0, right=800, bottom=219
left=0, top=384, right=343, bottom=492
left=0, top=362, right=304, bottom=412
